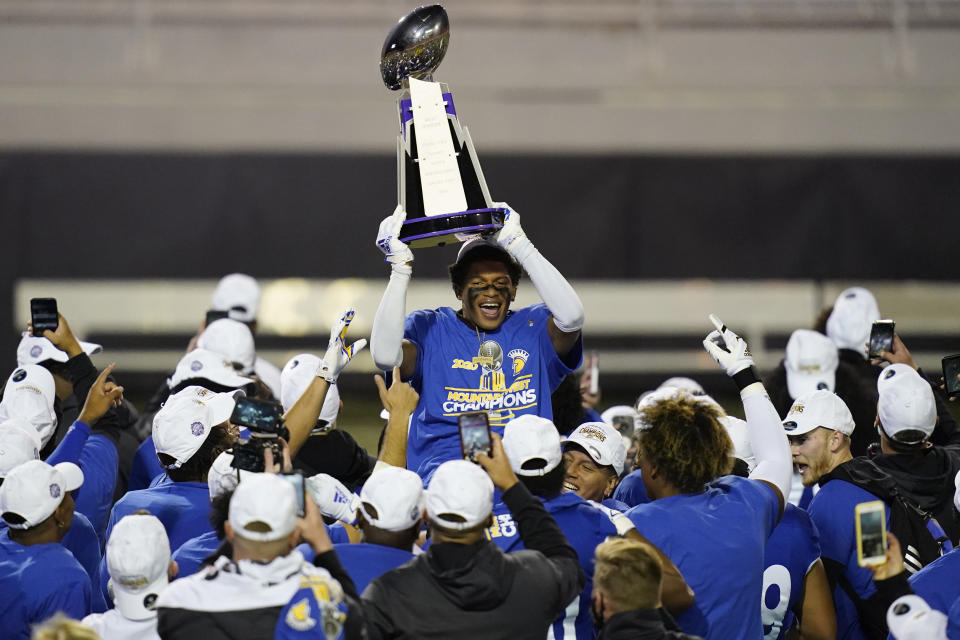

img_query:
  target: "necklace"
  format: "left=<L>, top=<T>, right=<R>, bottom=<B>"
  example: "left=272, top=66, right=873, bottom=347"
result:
left=472, top=325, right=496, bottom=369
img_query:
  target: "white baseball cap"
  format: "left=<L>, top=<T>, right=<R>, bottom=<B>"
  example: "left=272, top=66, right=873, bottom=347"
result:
left=564, top=421, right=627, bottom=476
left=167, top=348, right=254, bottom=391
left=658, top=376, right=705, bottom=395
left=502, top=414, right=562, bottom=476
left=826, top=287, right=880, bottom=359
left=228, top=472, right=298, bottom=542
left=0, top=418, right=43, bottom=477
left=280, top=354, right=341, bottom=431
left=877, top=364, right=936, bottom=445
left=197, top=319, right=256, bottom=375
left=785, top=329, right=839, bottom=400
left=207, top=451, right=255, bottom=501
left=106, top=514, right=171, bottom=621
left=153, top=386, right=241, bottom=469
left=16, top=332, right=102, bottom=367
left=425, top=460, right=493, bottom=531
left=0, top=365, right=58, bottom=447
left=719, top=415, right=756, bottom=473
left=782, top=389, right=856, bottom=437
left=211, top=273, right=260, bottom=324
left=0, top=460, right=83, bottom=529
left=358, top=467, right=425, bottom=532
left=886, top=595, right=947, bottom=640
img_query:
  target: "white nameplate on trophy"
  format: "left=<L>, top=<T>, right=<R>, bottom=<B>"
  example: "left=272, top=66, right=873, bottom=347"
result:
left=409, top=77, right=468, bottom=217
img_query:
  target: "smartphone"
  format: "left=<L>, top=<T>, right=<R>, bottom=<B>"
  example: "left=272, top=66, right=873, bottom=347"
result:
left=868, top=320, right=896, bottom=359
left=855, top=500, right=887, bottom=567
left=230, top=397, right=284, bottom=434
left=587, top=351, right=599, bottom=396
left=205, top=309, right=229, bottom=326
left=280, top=471, right=306, bottom=517
left=458, top=411, right=491, bottom=462
left=30, top=298, right=59, bottom=337
left=943, top=354, right=960, bottom=399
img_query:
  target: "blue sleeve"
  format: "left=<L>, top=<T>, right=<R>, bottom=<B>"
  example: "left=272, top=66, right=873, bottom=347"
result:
left=128, top=436, right=164, bottom=491
left=74, top=434, right=119, bottom=547
left=532, top=304, right=581, bottom=389
left=402, top=309, right=437, bottom=390
left=45, top=421, right=91, bottom=466
left=796, top=507, right=822, bottom=573
left=613, top=470, right=650, bottom=508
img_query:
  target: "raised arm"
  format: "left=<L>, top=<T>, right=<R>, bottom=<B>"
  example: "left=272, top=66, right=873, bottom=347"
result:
left=703, top=315, right=792, bottom=517
left=370, top=206, right=418, bottom=379
left=494, top=203, right=584, bottom=357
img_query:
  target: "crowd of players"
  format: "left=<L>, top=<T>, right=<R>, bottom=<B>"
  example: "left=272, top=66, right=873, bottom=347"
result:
left=1, top=203, right=959, bottom=639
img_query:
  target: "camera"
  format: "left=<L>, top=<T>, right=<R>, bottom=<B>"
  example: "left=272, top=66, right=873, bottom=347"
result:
left=229, top=397, right=289, bottom=473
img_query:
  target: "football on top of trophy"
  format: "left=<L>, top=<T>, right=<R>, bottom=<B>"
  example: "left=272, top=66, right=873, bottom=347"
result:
left=380, top=5, right=450, bottom=91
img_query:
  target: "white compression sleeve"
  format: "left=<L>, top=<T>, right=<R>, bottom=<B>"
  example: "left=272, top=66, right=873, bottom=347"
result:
left=370, top=264, right=411, bottom=370
left=511, top=242, right=584, bottom=333
left=742, top=382, right=793, bottom=503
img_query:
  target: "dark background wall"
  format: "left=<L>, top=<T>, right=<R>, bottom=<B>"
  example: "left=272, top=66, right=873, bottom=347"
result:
left=2, top=151, right=959, bottom=357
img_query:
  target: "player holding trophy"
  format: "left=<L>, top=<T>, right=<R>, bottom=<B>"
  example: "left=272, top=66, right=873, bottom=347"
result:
left=370, top=7, right=584, bottom=483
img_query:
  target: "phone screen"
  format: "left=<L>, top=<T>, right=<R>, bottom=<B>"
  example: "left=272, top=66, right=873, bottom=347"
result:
left=458, top=412, right=491, bottom=462
left=30, top=298, right=59, bottom=337
left=943, top=355, right=960, bottom=399
left=280, top=472, right=306, bottom=517
left=856, top=501, right=887, bottom=567
left=230, top=397, right=284, bottom=433
left=868, top=320, right=895, bottom=359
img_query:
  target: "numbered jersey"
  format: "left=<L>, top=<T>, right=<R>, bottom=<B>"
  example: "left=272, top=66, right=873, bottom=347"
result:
left=761, top=503, right=822, bottom=640
left=404, top=304, right=580, bottom=481
left=485, top=492, right=617, bottom=639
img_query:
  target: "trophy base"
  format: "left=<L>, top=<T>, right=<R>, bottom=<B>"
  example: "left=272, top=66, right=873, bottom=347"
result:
left=399, top=207, right=506, bottom=249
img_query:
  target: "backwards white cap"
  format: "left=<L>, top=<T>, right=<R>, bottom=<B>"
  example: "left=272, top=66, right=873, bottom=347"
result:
left=197, top=319, right=256, bottom=375
left=785, top=329, right=839, bottom=400
left=211, top=273, right=260, bottom=324
left=425, top=460, right=493, bottom=531
left=0, top=365, right=58, bottom=447
left=877, top=364, right=936, bottom=445
left=107, top=514, right=171, bottom=621
left=228, top=472, right=298, bottom=542
left=358, top=467, right=425, bottom=532
left=826, top=286, right=880, bottom=359
left=502, top=414, right=562, bottom=476
left=153, top=386, right=241, bottom=469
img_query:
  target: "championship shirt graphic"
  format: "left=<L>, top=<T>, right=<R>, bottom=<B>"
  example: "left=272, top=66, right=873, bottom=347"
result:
left=443, top=340, right=535, bottom=425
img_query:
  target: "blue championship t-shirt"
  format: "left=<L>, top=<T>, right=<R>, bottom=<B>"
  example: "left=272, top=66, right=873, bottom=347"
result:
left=0, top=529, right=92, bottom=640
left=762, top=503, right=822, bottom=640
left=807, top=479, right=888, bottom=640
left=404, top=304, right=580, bottom=481
left=625, top=475, right=780, bottom=640
left=485, top=491, right=617, bottom=639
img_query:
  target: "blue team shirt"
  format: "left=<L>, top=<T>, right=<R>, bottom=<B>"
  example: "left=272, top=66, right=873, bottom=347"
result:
left=403, top=304, right=580, bottom=481
left=99, top=481, right=212, bottom=603
left=909, top=548, right=960, bottom=615
left=0, top=529, right=92, bottom=639
left=75, top=433, right=118, bottom=547
left=625, top=475, right=780, bottom=640
left=274, top=568, right=350, bottom=640
left=333, top=543, right=415, bottom=595
left=762, top=503, right=822, bottom=640
left=807, top=479, right=889, bottom=640
left=128, top=435, right=164, bottom=491
left=612, top=469, right=650, bottom=508
left=486, top=491, right=617, bottom=639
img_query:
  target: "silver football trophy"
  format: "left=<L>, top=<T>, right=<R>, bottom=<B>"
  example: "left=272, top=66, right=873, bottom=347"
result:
left=380, top=4, right=505, bottom=248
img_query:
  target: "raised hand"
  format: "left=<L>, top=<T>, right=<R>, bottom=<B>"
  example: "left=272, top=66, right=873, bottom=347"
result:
left=77, top=363, right=124, bottom=425
left=376, top=205, right=414, bottom=266
left=317, top=309, right=368, bottom=383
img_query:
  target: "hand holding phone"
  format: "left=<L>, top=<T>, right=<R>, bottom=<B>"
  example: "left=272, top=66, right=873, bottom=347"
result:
left=30, top=298, right=59, bottom=337
left=458, top=411, right=492, bottom=462
left=868, top=320, right=896, bottom=359
left=942, top=355, right=960, bottom=399
left=855, top=500, right=887, bottom=567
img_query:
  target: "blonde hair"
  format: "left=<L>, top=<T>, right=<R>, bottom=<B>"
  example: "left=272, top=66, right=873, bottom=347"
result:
left=593, top=538, right=663, bottom=612
left=637, top=395, right=733, bottom=493
left=31, top=614, right=99, bottom=640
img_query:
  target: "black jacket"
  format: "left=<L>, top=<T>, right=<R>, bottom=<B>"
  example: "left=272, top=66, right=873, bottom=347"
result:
left=873, top=446, right=960, bottom=544
left=598, top=609, right=702, bottom=640
left=361, top=482, right=585, bottom=640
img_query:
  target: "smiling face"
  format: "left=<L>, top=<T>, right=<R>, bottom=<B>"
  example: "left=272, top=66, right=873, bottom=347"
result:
left=789, top=427, right=837, bottom=487
left=562, top=447, right=618, bottom=501
left=456, top=259, right=517, bottom=332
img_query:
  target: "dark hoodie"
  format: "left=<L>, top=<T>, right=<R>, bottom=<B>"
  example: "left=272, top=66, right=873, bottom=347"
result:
left=873, top=446, right=960, bottom=544
left=361, top=482, right=585, bottom=640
